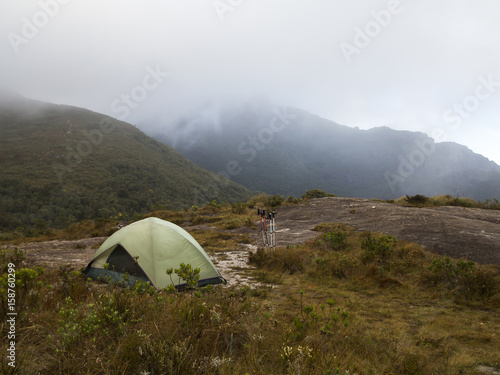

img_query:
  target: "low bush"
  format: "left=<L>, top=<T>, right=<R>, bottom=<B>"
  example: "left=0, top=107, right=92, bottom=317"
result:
left=230, top=202, right=247, bottom=214
left=479, top=197, right=500, bottom=210
left=302, top=189, right=336, bottom=200
left=267, top=194, right=284, bottom=207
left=321, top=231, right=348, bottom=251
left=404, top=194, right=430, bottom=205
left=425, top=256, right=498, bottom=299
left=285, top=195, right=300, bottom=204
left=361, top=234, right=397, bottom=264
left=249, top=246, right=310, bottom=275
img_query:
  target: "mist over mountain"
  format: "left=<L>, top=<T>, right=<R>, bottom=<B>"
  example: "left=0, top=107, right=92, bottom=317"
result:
left=153, top=99, right=500, bottom=201
left=0, top=94, right=252, bottom=231
left=2, top=90, right=499, bottom=233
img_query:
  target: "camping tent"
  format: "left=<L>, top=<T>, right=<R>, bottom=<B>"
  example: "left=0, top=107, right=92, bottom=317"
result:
left=84, top=217, right=225, bottom=289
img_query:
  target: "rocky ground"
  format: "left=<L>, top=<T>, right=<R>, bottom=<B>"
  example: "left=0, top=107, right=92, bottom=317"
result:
left=7, top=198, right=500, bottom=285
left=269, top=197, right=500, bottom=265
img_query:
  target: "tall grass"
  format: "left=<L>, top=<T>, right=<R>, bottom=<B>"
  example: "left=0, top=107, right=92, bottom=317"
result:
left=1, top=200, right=500, bottom=374
left=1, top=247, right=360, bottom=374
left=247, top=224, right=500, bottom=373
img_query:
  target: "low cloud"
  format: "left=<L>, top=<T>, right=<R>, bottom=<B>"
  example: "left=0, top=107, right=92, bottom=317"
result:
left=1, top=0, right=499, bottom=164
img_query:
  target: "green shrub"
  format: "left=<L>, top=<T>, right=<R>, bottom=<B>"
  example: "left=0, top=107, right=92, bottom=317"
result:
left=428, top=256, right=475, bottom=284
left=268, top=194, right=284, bottom=207
left=361, top=234, right=397, bottom=264
left=449, top=197, right=475, bottom=207
left=426, top=256, right=498, bottom=299
left=231, top=202, right=247, bottom=214
left=301, top=189, right=336, bottom=200
left=404, top=194, right=430, bottom=205
left=321, top=231, right=347, bottom=251
left=53, top=294, right=131, bottom=352
left=249, top=247, right=307, bottom=275
left=480, top=198, right=500, bottom=210
left=0, top=248, right=45, bottom=319
left=166, top=263, right=200, bottom=290
left=246, top=193, right=268, bottom=209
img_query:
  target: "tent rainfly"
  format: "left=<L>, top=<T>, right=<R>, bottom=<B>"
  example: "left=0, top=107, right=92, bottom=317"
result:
left=84, top=217, right=225, bottom=289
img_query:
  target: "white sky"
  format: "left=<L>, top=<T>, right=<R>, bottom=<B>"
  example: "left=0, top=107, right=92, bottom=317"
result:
left=2, top=0, right=499, bottom=164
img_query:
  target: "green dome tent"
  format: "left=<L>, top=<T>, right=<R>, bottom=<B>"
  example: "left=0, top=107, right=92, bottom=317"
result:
left=84, top=217, right=225, bottom=289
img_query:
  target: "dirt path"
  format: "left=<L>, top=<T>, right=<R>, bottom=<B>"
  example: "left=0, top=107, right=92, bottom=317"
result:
left=210, top=244, right=260, bottom=286
left=7, top=197, right=499, bottom=287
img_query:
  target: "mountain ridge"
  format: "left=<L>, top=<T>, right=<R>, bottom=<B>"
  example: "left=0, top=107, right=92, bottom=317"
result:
left=153, top=100, right=500, bottom=200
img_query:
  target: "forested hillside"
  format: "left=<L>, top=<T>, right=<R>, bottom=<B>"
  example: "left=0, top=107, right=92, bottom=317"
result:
left=0, top=96, right=252, bottom=232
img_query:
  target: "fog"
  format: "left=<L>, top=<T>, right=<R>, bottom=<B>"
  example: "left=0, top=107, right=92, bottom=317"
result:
left=2, top=0, right=500, bottom=164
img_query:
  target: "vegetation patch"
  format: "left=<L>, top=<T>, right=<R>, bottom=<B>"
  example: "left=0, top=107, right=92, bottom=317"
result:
left=1, top=197, right=500, bottom=374
left=189, top=229, right=241, bottom=253
left=360, top=233, right=397, bottom=265
left=321, top=230, right=348, bottom=251
left=302, top=189, right=337, bottom=200
left=424, top=256, right=498, bottom=300
left=396, top=194, right=500, bottom=210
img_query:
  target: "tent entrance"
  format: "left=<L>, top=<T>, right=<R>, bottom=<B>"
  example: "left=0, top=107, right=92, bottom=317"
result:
left=106, top=245, right=148, bottom=278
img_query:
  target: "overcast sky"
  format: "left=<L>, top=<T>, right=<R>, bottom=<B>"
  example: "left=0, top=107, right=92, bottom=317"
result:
left=2, top=0, right=500, bottom=164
